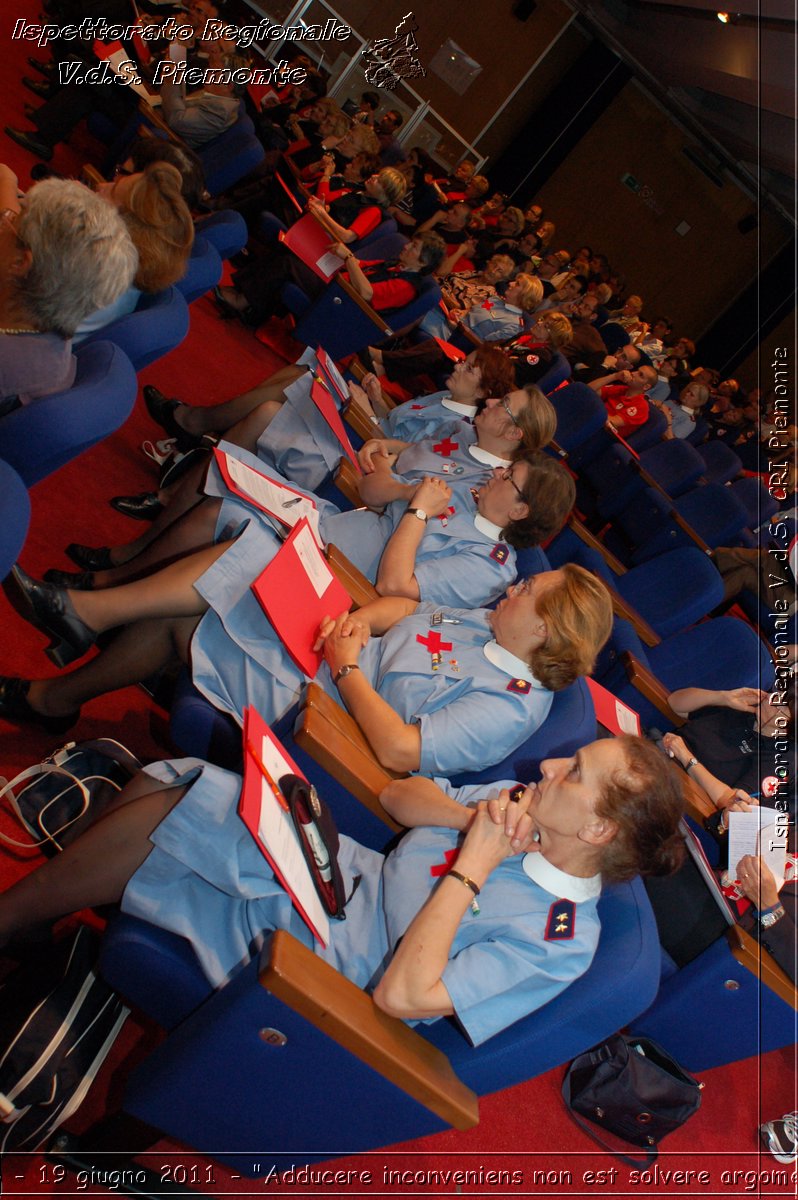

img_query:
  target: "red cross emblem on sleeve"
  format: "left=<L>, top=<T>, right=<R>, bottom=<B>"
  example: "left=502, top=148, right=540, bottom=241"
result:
left=480, top=298, right=495, bottom=311
left=433, top=437, right=459, bottom=457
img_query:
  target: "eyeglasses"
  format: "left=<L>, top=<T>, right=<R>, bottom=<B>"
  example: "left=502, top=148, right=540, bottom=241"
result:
left=0, top=208, right=20, bottom=236
left=501, top=467, right=526, bottom=503
left=500, top=395, right=520, bottom=427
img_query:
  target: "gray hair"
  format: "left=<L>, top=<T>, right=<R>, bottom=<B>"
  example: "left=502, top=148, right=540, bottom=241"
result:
left=16, top=180, right=138, bottom=339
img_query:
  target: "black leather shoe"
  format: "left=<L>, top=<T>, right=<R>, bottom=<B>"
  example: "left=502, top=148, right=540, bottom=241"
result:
left=4, top=125, right=53, bottom=160
left=0, top=676, right=78, bottom=734
left=27, top=57, right=56, bottom=78
left=21, top=77, right=54, bottom=100
left=65, top=543, right=114, bottom=571
left=8, top=565, right=96, bottom=667
left=43, top=567, right=95, bottom=590
left=143, top=385, right=201, bottom=450
left=110, top=492, right=164, bottom=521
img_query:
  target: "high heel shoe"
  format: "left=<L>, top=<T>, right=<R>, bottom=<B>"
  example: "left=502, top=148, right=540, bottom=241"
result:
left=143, top=386, right=203, bottom=451
left=0, top=676, right=79, bottom=733
left=43, top=567, right=94, bottom=591
left=65, top=543, right=114, bottom=571
left=8, top=566, right=97, bottom=667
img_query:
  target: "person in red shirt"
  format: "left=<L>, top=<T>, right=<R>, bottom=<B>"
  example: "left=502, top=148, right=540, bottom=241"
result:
left=590, top=365, right=658, bottom=437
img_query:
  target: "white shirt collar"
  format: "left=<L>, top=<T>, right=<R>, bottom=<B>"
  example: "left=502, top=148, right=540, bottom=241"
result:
left=678, top=405, right=697, bottom=419
left=441, top=395, right=479, bottom=417
left=503, top=303, right=523, bottom=314
left=522, top=852, right=602, bottom=902
left=469, top=444, right=510, bottom=467
left=482, top=639, right=544, bottom=686
left=474, top=512, right=504, bottom=541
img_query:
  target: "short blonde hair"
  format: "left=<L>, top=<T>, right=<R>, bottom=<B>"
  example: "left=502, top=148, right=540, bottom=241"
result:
left=530, top=564, right=613, bottom=690
left=516, top=383, right=557, bottom=451
left=375, top=166, right=407, bottom=207
left=536, top=219, right=556, bottom=247
left=513, top=273, right=545, bottom=313
left=540, top=311, right=573, bottom=349
left=502, top=206, right=525, bottom=236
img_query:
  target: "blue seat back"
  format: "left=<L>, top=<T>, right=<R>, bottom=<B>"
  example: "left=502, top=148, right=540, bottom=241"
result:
left=175, top=234, right=222, bottom=304
left=538, top=351, right=571, bottom=393
left=294, top=274, right=441, bottom=361
left=695, top=439, right=743, bottom=485
left=0, top=341, right=137, bottom=486
left=0, top=460, right=30, bottom=579
left=100, top=872, right=658, bottom=1165
left=81, top=287, right=190, bottom=371
left=198, top=121, right=266, bottom=196
left=195, top=210, right=248, bottom=261
left=549, top=382, right=607, bottom=454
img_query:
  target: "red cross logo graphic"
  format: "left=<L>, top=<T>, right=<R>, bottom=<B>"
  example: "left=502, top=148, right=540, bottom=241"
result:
left=436, top=506, right=456, bottom=523
left=433, top=437, right=459, bottom=457
left=416, top=630, right=453, bottom=654
left=480, top=298, right=495, bottom=311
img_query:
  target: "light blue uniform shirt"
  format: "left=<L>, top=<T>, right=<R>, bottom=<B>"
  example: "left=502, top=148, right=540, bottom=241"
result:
left=124, top=761, right=600, bottom=1046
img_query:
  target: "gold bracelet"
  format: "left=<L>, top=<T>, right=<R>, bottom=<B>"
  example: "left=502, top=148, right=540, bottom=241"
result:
left=448, top=869, right=480, bottom=896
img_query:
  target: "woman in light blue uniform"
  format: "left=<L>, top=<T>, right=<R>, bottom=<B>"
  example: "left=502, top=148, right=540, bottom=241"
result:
left=2, top=559, right=612, bottom=781
left=255, top=345, right=514, bottom=491
left=0, top=739, right=685, bottom=1046
left=204, top=443, right=575, bottom=610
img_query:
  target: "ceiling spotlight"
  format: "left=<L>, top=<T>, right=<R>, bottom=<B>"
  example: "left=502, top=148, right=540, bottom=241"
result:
left=716, top=11, right=729, bottom=20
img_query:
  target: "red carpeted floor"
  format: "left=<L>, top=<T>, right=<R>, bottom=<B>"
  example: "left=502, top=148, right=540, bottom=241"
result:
left=1, top=10, right=796, bottom=1195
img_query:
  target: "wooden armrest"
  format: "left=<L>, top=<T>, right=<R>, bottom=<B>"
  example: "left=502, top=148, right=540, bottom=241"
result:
left=628, top=461, right=712, bottom=555
left=621, top=651, right=686, bottom=726
left=678, top=771, right=717, bottom=824
left=345, top=402, right=383, bottom=444
left=568, top=515, right=627, bottom=575
left=348, top=359, right=397, bottom=412
left=326, top=544, right=378, bottom=610
left=454, top=322, right=483, bottom=348
left=604, top=579, right=660, bottom=647
left=81, top=164, right=106, bottom=192
left=336, top=276, right=392, bottom=336
left=261, top=930, right=479, bottom=1129
left=726, top=924, right=797, bottom=1011
left=138, top=98, right=181, bottom=143
left=334, top=457, right=364, bottom=508
left=294, top=684, right=402, bottom=830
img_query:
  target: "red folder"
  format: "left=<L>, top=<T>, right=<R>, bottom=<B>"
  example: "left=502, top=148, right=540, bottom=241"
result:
left=310, top=377, right=362, bottom=472
left=213, top=447, right=319, bottom=538
left=585, top=677, right=642, bottom=737
left=238, top=706, right=330, bottom=945
left=315, top=346, right=349, bottom=406
left=250, top=517, right=352, bottom=678
left=279, top=214, right=343, bottom=281
left=433, top=337, right=466, bottom=363
left=275, top=171, right=304, bottom=215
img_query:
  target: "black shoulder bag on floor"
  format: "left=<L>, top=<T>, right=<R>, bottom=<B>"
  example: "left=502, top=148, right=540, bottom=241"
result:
left=562, top=1034, right=703, bottom=1166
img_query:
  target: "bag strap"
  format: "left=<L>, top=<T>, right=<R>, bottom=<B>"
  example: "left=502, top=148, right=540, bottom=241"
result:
left=562, top=1066, right=658, bottom=1169
left=0, top=763, right=92, bottom=851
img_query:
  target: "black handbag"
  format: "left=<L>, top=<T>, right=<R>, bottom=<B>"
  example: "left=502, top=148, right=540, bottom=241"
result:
left=562, top=1034, right=703, bottom=1166
left=0, top=739, right=141, bottom=856
left=278, top=774, right=348, bottom=919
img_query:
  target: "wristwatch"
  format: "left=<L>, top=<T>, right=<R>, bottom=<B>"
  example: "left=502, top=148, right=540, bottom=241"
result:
left=333, top=664, right=360, bottom=686
left=684, top=757, right=698, bottom=772
left=756, top=904, right=785, bottom=928
left=405, top=507, right=428, bottom=523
